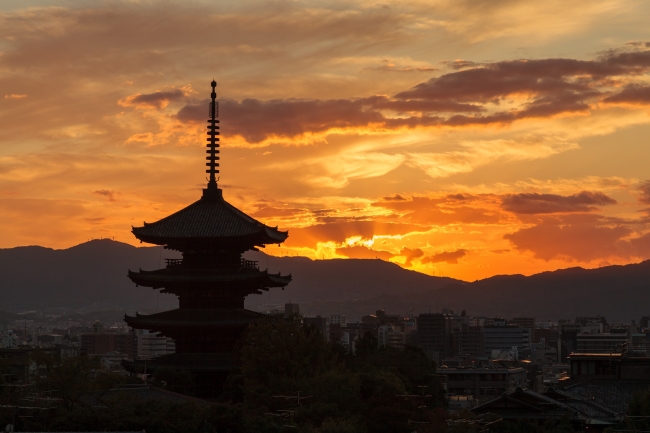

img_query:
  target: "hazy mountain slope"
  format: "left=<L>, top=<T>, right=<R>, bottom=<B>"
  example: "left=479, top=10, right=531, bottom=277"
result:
left=0, top=240, right=459, bottom=311
left=0, top=240, right=181, bottom=310
left=425, top=262, right=650, bottom=321
left=242, top=250, right=461, bottom=308
left=2, top=240, right=650, bottom=321
left=298, top=263, right=650, bottom=321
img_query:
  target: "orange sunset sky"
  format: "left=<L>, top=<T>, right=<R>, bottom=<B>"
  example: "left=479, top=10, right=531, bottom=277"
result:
left=1, top=0, right=650, bottom=281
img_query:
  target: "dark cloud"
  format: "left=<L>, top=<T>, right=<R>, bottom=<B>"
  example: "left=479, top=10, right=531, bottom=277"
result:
left=175, top=96, right=476, bottom=143
left=625, top=42, right=650, bottom=48
left=84, top=217, right=107, bottom=224
left=442, top=60, right=483, bottom=70
left=177, top=98, right=385, bottom=143
left=446, top=193, right=475, bottom=201
left=173, top=47, right=650, bottom=143
left=367, top=95, right=482, bottom=114
left=397, top=51, right=650, bottom=102
left=364, top=63, right=438, bottom=73
left=399, top=247, right=424, bottom=266
left=131, top=90, right=184, bottom=107
left=93, top=189, right=116, bottom=202
left=120, top=90, right=185, bottom=109
left=383, top=194, right=407, bottom=201
left=501, top=191, right=616, bottom=214
left=603, top=85, right=650, bottom=105
left=422, top=249, right=467, bottom=264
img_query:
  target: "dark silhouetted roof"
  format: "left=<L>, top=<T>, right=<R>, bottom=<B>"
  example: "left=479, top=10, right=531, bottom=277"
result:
left=127, top=268, right=291, bottom=288
left=132, top=188, right=287, bottom=246
left=78, top=384, right=211, bottom=407
left=473, top=387, right=619, bottom=424
left=563, top=379, right=650, bottom=413
left=125, top=308, right=276, bottom=329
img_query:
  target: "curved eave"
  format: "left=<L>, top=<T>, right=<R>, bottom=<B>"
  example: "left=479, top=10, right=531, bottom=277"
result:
left=130, top=191, right=289, bottom=247
left=127, top=269, right=292, bottom=288
left=131, top=230, right=287, bottom=248
left=124, top=308, right=276, bottom=329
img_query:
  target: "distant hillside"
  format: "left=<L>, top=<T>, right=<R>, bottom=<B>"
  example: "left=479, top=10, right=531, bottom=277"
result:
left=2, top=240, right=650, bottom=321
left=0, top=240, right=180, bottom=311
left=0, top=240, right=459, bottom=312
left=298, top=262, right=650, bottom=322
left=242, top=250, right=461, bottom=308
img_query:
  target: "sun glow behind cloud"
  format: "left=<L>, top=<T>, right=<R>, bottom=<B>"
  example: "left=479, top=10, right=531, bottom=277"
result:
left=1, top=0, right=650, bottom=280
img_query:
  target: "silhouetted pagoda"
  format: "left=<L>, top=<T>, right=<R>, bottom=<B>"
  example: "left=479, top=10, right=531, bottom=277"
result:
left=123, top=81, right=291, bottom=396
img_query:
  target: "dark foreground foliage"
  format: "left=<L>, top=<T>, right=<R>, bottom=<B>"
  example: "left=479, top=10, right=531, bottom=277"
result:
left=1, top=318, right=624, bottom=432
left=0, top=319, right=448, bottom=432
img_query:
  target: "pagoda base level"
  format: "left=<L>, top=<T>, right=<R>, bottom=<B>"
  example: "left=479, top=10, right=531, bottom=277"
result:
left=122, top=352, right=234, bottom=398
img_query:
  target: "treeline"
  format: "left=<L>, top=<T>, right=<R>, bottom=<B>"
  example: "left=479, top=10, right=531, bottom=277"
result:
left=3, top=319, right=649, bottom=432
left=1, top=319, right=449, bottom=432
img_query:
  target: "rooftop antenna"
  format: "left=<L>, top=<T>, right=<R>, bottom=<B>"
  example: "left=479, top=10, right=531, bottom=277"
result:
left=206, top=79, right=220, bottom=190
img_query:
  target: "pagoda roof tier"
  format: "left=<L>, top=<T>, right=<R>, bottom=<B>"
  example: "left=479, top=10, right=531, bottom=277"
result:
left=122, top=352, right=233, bottom=373
left=127, top=268, right=291, bottom=289
left=125, top=308, right=273, bottom=329
left=132, top=188, right=287, bottom=248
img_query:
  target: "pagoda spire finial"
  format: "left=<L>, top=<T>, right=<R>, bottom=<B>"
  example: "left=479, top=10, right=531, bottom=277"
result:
left=206, top=80, right=220, bottom=191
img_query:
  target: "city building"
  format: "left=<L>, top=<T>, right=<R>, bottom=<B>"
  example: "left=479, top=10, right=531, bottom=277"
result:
left=575, top=333, right=627, bottom=353
left=80, top=331, right=134, bottom=356
left=415, top=313, right=452, bottom=362
left=458, top=326, right=485, bottom=357
left=304, top=316, right=330, bottom=341
left=375, top=309, right=401, bottom=326
left=330, top=315, right=346, bottom=326
left=136, top=330, right=175, bottom=358
left=438, top=365, right=527, bottom=402
left=484, top=326, right=531, bottom=358
left=284, top=303, right=299, bottom=318
left=378, top=325, right=408, bottom=350
left=37, top=334, right=63, bottom=346
left=510, top=317, right=535, bottom=329
left=1, top=330, right=18, bottom=349
left=122, top=82, right=292, bottom=397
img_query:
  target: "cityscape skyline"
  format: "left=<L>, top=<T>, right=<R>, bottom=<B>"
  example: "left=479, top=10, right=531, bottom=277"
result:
left=1, top=1, right=650, bottom=282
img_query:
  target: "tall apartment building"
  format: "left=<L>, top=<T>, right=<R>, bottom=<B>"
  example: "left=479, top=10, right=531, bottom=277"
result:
left=304, top=316, right=330, bottom=341
left=80, top=331, right=135, bottom=357
left=375, top=310, right=401, bottom=326
left=484, top=326, right=531, bottom=358
left=284, top=303, right=300, bottom=318
left=415, top=313, right=452, bottom=358
left=378, top=325, right=407, bottom=350
left=330, top=315, right=346, bottom=326
left=458, top=326, right=485, bottom=357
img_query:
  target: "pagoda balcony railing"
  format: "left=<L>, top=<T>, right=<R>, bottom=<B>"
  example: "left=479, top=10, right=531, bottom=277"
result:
left=165, top=258, right=183, bottom=268
left=164, top=258, right=259, bottom=270
left=240, top=259, right=259, bottom=270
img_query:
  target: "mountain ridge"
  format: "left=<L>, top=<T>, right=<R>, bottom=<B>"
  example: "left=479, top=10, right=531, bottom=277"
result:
left=1, top=240, right=649, bottom=321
